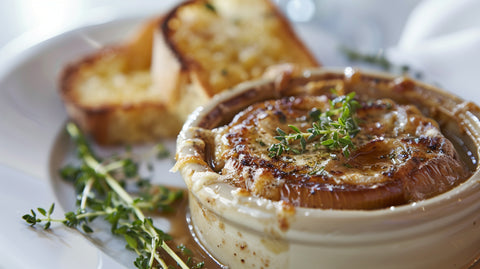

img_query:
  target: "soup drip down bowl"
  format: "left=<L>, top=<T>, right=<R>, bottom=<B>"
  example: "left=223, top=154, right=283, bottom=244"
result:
left=174, top=68, right=480, bottom=269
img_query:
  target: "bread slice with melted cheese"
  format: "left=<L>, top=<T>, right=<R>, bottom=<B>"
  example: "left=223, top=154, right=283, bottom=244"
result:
left=60, top=0, right=319, bottom=145
left=60, top=17, right=183, bottom=145
left=151, top=0, right=320, bottom=122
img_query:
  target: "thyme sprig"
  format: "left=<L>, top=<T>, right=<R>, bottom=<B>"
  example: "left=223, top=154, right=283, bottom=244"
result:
left=269, top=92, right=360, bottom=158
left=340, top=46, right=424, bottom=79
left=22, top=123, right=197, bottom=269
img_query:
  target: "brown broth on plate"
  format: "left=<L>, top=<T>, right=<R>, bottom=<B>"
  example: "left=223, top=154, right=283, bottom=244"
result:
left=152, top=191, right=225, bottom=269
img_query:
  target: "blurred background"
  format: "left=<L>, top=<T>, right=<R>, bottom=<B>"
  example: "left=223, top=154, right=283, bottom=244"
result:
left=0, top=0, right=419, bottom=56
left=0, top=0, right=479, bottom=101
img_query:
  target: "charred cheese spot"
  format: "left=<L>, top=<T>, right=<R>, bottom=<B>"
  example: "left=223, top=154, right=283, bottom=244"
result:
left=210, top=96, right=471, bottom=209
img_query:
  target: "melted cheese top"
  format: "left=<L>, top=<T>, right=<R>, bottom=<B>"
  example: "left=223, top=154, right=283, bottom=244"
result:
left=209, top=95, right=469, bottom=209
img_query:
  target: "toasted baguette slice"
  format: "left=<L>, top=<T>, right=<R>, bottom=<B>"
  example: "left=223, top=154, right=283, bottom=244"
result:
left=60, top=17, right=183, bottom=145
left=151, top=0, right=320, bottom=121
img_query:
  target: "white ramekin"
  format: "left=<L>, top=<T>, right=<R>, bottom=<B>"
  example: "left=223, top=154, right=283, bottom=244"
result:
left=175, top=68, right=480, bottom=269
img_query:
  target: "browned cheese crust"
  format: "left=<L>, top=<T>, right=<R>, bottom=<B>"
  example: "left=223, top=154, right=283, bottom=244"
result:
left=210, top=95, right=471, bottom=209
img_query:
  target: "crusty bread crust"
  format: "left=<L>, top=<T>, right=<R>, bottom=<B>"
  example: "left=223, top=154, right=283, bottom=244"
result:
left=60, top=17, right=183, bottom=145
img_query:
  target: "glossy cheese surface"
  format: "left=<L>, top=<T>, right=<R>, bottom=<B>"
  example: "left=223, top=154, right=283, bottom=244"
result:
left=211, top=95, right=470, bottom=209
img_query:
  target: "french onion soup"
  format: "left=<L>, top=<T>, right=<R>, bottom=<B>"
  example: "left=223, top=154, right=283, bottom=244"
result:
left=174, top=68, right=480, bottom=268
left=176, top=68, right=474, bottom=210
left=205, top=93, right=470, bottom=210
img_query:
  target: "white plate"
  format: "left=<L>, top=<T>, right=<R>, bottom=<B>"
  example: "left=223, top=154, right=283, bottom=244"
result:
left=0, top=9, right=183, bottom=269
left=0, top=1, right=469, bottom=269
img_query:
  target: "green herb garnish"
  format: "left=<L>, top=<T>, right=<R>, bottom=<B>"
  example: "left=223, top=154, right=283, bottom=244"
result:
left=22, top=123, right=194, bottom=269
left=205, top=2, right=216, bottom=13
left=268, top=92, right=360, bottom=158
left=156, top=143, right=170, bottom=159
left=340, top=46, right=424, bottom=79
left=340, top=46, right=391, bottom=70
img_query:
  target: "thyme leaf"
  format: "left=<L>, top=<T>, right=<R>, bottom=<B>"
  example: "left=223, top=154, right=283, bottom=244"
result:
left=204, top=2, right=216, bottom=13
left=268, top=92, right=360, bottom=158
left=22, top=122, right=195, bottom=269
left=340, top=46, right=391, bottom=70
left=340, top=46, right=424, bottom=79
